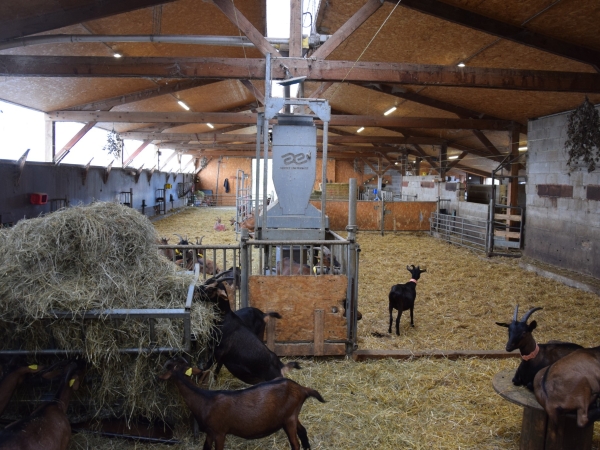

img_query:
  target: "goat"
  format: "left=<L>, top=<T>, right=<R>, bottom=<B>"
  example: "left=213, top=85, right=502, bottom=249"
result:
left=0, top=362, right=44, bottom=417
left=534, top=346, right=600, bottom=430
left=496, top=305, right=583, bottom=390
left=277, top=257, right=311, bottom=276
left=0, top=360, right=84, bottom=450
left=235, top=307, right=282, bottom=342
left=159, top=356, right=325, bottom=450
left=173, top=234, right=219, bottom=274
left=388, top=265, right=426, bottom=335
left=196, top=279, right=300, bottom=385
left=158, top=237, right=175, bottom=262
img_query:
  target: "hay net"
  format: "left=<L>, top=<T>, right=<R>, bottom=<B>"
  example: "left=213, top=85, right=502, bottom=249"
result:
left=0, top=202, right=218, bottom=422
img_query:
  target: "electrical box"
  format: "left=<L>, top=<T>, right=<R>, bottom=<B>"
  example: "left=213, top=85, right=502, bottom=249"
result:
left=164, top=183, right=172, bottom=189
left=29, top=193, right=48, bottom=205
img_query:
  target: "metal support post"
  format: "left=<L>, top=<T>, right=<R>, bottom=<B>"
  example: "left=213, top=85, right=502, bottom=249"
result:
left=240, top=228, right=249, bottom=308
left=346, top=178, right=359, bottom=352
left=254, top=114, right=263, bottom=237
left=321, top=121, right=329, bottom=232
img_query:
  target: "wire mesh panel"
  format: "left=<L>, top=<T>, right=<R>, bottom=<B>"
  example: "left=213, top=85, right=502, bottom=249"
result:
left=430, top=212, right=488, bottom=253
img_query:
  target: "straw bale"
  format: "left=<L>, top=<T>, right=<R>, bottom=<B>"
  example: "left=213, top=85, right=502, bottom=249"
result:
left=0, top=202, right=219, bottom=421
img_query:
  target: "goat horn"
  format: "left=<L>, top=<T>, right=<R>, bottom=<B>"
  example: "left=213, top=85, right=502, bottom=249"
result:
left=521, top=307, right=543, bottom=323
left=174, top=234, right=184, bottom=241
left=512, top=304, right=519, bottom=322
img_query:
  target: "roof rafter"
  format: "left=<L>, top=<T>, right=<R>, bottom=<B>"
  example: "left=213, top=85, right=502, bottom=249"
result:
left=64, top=79, right=221, bottom=111
left=3, top=55, right=599, bottom=93
left=311, top=0, right=384, bottom=59
left=212, top=0, right=277, bottom=56
left=0, top=0, right=179, bottom=42
left=391, top=0, right=600, bottom=72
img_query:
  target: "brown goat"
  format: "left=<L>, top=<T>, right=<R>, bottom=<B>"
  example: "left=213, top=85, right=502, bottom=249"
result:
left=277, top=257, right=311, bottom=276
left=0, top=363, right=44, bottom=417
left=0, top=361, right=84, bottom=450
left=159, top=357, right=325, bottom=450
left=534, top=346, right=600, bottom=429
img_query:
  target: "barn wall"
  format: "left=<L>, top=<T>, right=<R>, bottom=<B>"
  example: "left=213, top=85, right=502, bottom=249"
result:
left=0, top=160, right=191, bottom=224
left=196, top=157, right=253, bottom=206
left=525, top=108, right=600, bottom=279
left=310, top=200, right=435, bottom=231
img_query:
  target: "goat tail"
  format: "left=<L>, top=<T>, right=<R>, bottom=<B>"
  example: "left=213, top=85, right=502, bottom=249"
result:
left=266, top=312, right=282, bottom=319
left=306, top=388, right=326, bottom=403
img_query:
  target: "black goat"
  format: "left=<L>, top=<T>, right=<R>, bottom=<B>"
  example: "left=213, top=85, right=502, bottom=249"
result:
left=160, top=357, right=324, bottom=450
left=197, top=279, right=300, bottom=385
left=388, top=265, right=426, bottom=335
left=235, top=307, right=282, bottom=342
left=496, top=305, right=583, bottom=390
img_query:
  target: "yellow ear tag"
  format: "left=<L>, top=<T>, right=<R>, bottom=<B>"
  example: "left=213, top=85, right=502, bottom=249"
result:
left=313, top=266, right=317, bottom=274
left=69, top=379, right=75, bottom=387
left=28, top=364, right=38, bottom=370
left=185, top=368, right=193, bottom=377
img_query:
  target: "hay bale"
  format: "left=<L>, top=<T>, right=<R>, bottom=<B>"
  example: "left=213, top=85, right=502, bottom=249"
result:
left=0, top=202, right=218, bottom=422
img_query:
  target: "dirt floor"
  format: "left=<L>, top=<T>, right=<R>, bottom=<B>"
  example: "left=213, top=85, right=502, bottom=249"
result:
left=116, top=205, right=600, bottom=450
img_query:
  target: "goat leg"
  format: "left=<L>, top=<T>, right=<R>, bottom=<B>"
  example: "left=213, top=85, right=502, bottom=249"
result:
left=297, top=420, right=311, bottom=450
left=282, top=420, right=301, bottom=450
left=410, top=307, right=414, bottom=327
left=396, top=310, right=402, bottom=336
left=388, top=305, right=394, bottom=334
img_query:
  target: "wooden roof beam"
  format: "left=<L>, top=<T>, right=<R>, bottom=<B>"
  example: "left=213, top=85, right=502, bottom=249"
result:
left=390, top=0, right=600, bottom=72
left=123, top=139, right=153, bottom=167
left=121, top=131, right=447, bottom=145
left=212, top=0, right=277, bottom=56
left=0, top=0, right=179, bottom=42
left=64, top=79, right=221, bottom=111
left=48, top=111, right=515, bottom=130
left=354, top=82, right=527, bottom=134
left=53, top=121, right=97, bottom=164
left=239, top=80, right=265, bottom=105
left=311, top=0, right=384, bottom=59
left=4, top=56, right=600, bottom=93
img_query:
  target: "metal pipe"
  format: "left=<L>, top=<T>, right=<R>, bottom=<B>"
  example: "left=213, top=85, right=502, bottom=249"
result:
left=254, top=115, right=263, bottom=236
left=262, top=54, right=271, bottom=235
left=321, top=121, right=328, bottom=232
left=0, top=35, right=291, bottom=51
left=240, top=228, right=249, bottom=307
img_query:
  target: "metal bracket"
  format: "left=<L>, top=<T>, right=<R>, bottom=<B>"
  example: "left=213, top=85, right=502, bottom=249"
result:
left=134, top=165, right=144, bottom=184
left=147, top=166, right=156, bottom=184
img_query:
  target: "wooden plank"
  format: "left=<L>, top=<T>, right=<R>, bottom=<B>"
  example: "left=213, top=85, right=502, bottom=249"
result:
left=494, top=230, right=521, bottom=239
left=495, top=213, right=521, bottom=221
left=212, top=0, right=277, bottom=56
left=0, top=0, right=179, bottom=42
left=123, top=140, right=152, bottom=167
left=122, top=132, right=447, bottom=145
left=239, top=80, right=265, bottom=105
left=248, top=275, right=348, bottom=342
left=54, top=121, right=97, bottom=163
left=3, top=55, right=600, bottom=93
left=65, top=80, right=220, bottom=111
left=311, top=0, right=383, bottom=60
left=352, top=349, right=520, bottom=361
left=273, top=342, right=346, bottom=357
left=289, top=0, right=303, bottom=58
left=314, top=310, right=324, bottom=356
left=392, top=0, right=600, bottom=72
left=48, top=110, right=514, bottom=130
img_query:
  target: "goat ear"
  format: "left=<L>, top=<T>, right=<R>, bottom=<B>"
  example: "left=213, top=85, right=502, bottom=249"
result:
left=158, top=371, right=172, bottom=380
left=495, top=322, right=510, bottom=328
left=420, top=268, right=427, bottom=273
left=528, top=320, right=537, bottom=331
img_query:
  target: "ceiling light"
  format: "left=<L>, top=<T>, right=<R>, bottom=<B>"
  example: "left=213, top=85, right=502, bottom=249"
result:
left=207, top=123, right=214, bottom=129
left=383, top=107, right=396, bottom=116
left=113, top=53, right=122, bottom=58
left=394, top=162, right=399, bottom=165
left=356, top=127, right=364, bottom=133
left=448, top=155, right=459, bottom=160
left=457, top=62, right=465, bottom=67
left=519, top=146, right=527, bottom=151
left=177, top=101, right=190, bottom=111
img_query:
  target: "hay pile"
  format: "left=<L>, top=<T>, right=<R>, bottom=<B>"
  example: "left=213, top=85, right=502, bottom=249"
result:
left=0, top=202, right=218, bottom=422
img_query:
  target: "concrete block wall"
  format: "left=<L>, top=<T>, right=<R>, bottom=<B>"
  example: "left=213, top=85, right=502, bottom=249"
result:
left=525, top=107, right=600, bottom=279
left=0, top=160, right=192, bottom=224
